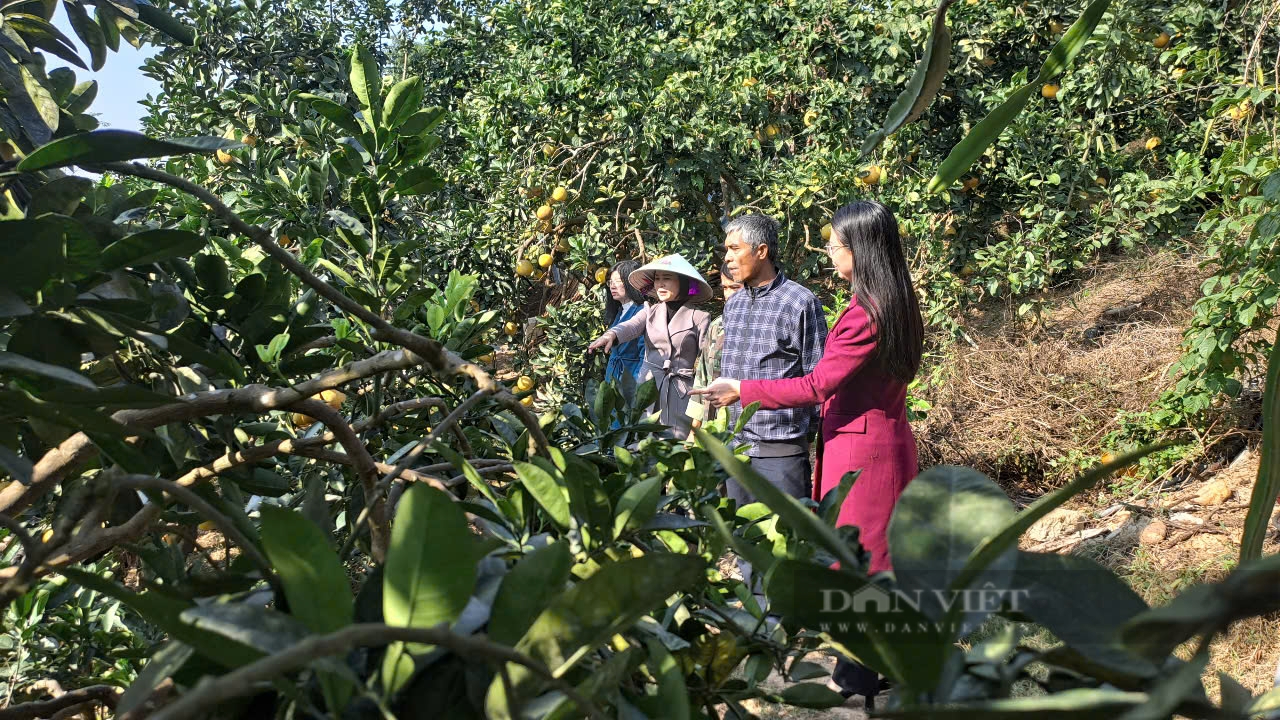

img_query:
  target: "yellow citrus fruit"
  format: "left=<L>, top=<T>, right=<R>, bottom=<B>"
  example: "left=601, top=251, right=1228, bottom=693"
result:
left=765, top=124, right=779, bottom=137
left=1101, top=452, right=1116, bottom=464
left=319, top=389, right=345, bottom=409
left=292, top=412, right=316, bottom=428
left=742, top=77, right=758, bottom=87
left=278, top=233, right=292, bottom=247
left=1171, top=67, right=1186, bottom=80
left=516, top=375, right=535, bottom=392
left=803, top=110, right=819, bottom=127
left=595, top=267, right=608, bottom=284
left=41, top=529, right=54, bottom=543
left=962, top=177, right=980, bottom=191
left=520, top=395, right=534, bottom=407
left=538, top=253, right=553, bottom=268
left=536, top=204, right=553, bottom=221
left=556, top=237, right=570, bottom=252
left=542, top=143, right=556, bottom=157
left=943, top=223, right=958, bottom=237
left=1096, top=175, right=1108, bottom=187
left=1041, top=83, right=1060, bottom=99
left=670, top=199, right=681, bottom=209
left=960, top=263, right=975, bottom=277
left=603, top=112, right=614, bottom=122
left=550, top=186, right=568, bottom=203
left=966, top=0, right=977, bottom=5
left=1145, top=136, right=1162, bottom=150
left=1153, top=32, right=1170, bottom=48
left=242, top=134, right=258, bottom=147
left=820, top=223, right=832, bottom=241
left=859, top=165, right=883, bottom=185
left=505, top=321, right=519, bottom=336
left=874, top=23, right=885, bottom=34
left=1049, top=20, right=1064, bottom=33
left=215, top=149, right=234, bottom=164
left=898, top=222, right=908, bottom=237
left=532, top=269, right=545, bottom=280
left=705, top=213, right=717, bottom=223
left=199, top=520, right=217, bottom=531
left=516, top=260, right=535, bottom=277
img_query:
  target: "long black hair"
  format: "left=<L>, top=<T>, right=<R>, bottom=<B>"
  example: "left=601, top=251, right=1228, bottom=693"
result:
left=831, top=200, right=924, bottom=384
left=604, top=259, right=644, bottom=325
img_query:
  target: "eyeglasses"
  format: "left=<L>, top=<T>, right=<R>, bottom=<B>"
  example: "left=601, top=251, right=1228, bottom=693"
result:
left=824, top=243, right=845, bottom=257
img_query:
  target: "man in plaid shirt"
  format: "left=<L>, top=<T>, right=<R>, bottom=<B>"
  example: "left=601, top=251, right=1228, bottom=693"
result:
left=719, top=214, right=827, bottom=502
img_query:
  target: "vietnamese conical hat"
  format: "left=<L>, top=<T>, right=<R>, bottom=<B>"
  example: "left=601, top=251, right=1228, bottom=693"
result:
left=627, top=254, right=714, bottom=303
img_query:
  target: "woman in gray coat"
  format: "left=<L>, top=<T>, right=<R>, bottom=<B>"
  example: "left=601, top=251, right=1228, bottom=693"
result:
left=588, top=255, right=712, bottom=438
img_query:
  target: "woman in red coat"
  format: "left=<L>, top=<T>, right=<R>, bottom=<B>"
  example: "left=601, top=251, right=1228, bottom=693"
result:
left=691, top=200, right=924, bottom=707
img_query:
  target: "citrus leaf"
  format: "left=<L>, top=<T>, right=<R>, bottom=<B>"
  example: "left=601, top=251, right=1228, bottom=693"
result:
left=100, top=229, right=206, bottom=270
left=513, top=460, right=571, bottom=529
left=487, top=541, right=573, bottom=647
left=0, top=350, right=95, bottom=388
left=875, top=688, right=1149, bottom=718
left=926, top=82, right=1037, bottom=194
left=63, top=0, right=106, bottom=71
left=398, top=107, right=445, bottom=136
left=861, top=0, right=954, bottom=157
left=259, top=506, right=352, bottom=635
left=381, top=75, right=424, bottom=131
left=298, top=93, right=364, bottom=138
left=133, top=2, right=194, bottom=45
left=612, top=477, right=661, bottom=538
left=381, top=485, right=478, bottom=694
left=1241, top=336, right=1280, bottom=562
left=1038, top=0, right=1112, bottom=82
left=17, top=130, right=240, bottom=171
left=775, top=682, right=848, bottom=709
left=349, top=44, right=380, bottom=121
left=393, top=165, right=443, bottom=196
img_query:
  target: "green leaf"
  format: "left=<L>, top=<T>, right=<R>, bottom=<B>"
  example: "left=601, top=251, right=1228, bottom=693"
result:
left=1113, top=654, right=1207, bottom=720
left=100, top=229, right=206, bottom=270
left=488, top=541, right=573, bottom=647
left=117, top=641, right=193, bottom=716
left=259, top=506, right=352, bottom=635
left=96, top=6, right=120, bottom=52
left=133, top=2, right=195, bottom=45
left=861, top=0, right=953, bottom=157
left=927, top=82, right=1038, bottom=194
left=0, top=50, right=54, bottom=145
left=6, top=13, right=87, bottom=70
left=775, top=682, right=847, bottom=709
left=763, top=559, right=950, bottom=693
left=613, top=477, right=661, bottom=538
left=398, top=107, right=445, bottom=136
left=638, top=638, right=690, bottom=720
left=948, top=445, right=1168, bottom=601
left=1038, top=0, right=1112, bottom=81
left=18, top=130, right=240, bottom=171
left=0, top=350, right=95, bottom=388
left=298, top=93, right=365, bottom=138
left=1250, top=686, right=1280, bottom=715
left=349, top=44, right=381, bottom=122
left=1015, top=551, right=1154, bottom=676
left=1241, top=337, right=1280, bottom=562
left=486, top=554, right=704, bottom=718
left=381, top=76, right=424, bottom=131
left=58, top=568, right=260, bottom=668
left=63, top=0, right=106, bottom=71
left=693, top=429, right=862, bottom=570
left=382, top=485, right=478, bottom=694
left=393, top=165, right=444, bottom=196
left=876, top=688, right=1149, bottom=719
left=817, top=470, right=858, bottom=527
left=889, top=466, right=1017, bottom=631
left=179, top=602, right=312, bottom=655
left=514, top=460, right=571, bottom=529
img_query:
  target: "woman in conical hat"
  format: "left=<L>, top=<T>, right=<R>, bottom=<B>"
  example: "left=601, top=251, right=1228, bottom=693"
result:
left=588, top=254, right=712, bottom=438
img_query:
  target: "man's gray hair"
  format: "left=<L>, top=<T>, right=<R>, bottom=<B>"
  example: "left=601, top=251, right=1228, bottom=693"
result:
left=723, top=214, right=781, bottom=268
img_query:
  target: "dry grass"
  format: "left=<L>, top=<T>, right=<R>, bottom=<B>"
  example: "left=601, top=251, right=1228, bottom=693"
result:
left=917, top=249, right=1208, bottom=498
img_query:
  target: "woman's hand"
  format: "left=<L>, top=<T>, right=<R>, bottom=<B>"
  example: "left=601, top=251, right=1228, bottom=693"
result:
left=587, top=331, right=616, bottom=354
left=689, top=378, right=741, bottom=409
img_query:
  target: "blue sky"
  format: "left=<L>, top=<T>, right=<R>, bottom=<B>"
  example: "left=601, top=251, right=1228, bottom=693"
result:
left=51, top=12, right=159, bottom=132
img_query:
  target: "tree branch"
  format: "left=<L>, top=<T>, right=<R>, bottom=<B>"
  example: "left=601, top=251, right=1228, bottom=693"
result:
left=147, top=623, right=606, bottom=720
left=0, top=684, right=121, bottom=720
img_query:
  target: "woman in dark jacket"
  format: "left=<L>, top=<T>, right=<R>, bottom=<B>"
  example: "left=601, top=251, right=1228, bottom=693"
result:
left=692, top=200, right=924, bottom=708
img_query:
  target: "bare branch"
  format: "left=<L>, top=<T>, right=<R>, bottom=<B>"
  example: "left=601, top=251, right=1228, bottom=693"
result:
left=147, top=623, right=606, bottom=720
left=0, top=685, right=121, bottom=720
left=3, top=349, right=421, bottom=515
left=107, top=474, right=275, bottom=585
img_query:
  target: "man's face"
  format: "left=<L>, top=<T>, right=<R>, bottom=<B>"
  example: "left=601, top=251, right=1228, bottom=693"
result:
left=724, top=230, right=768, bottom=285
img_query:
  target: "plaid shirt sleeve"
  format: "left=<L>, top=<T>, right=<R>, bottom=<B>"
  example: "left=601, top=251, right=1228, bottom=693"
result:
left=798, top=293, right=828, bottom=376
